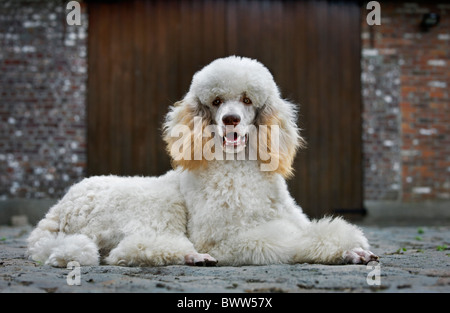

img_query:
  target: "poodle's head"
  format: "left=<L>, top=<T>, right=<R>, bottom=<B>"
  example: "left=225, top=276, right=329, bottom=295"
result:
left=163, top=56, right=305, bottom=178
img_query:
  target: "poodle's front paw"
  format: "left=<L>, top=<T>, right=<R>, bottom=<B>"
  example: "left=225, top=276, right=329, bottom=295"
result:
left=343, top=248, right=378, bottom=265
left=184, top=253, right=218, bottom=266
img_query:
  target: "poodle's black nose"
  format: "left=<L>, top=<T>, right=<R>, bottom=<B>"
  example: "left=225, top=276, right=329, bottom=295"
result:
left=222, top=114, right=241, bottom=126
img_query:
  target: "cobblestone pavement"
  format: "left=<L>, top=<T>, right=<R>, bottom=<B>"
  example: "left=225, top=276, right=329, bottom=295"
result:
left=0, top=225, right=449, bottom=293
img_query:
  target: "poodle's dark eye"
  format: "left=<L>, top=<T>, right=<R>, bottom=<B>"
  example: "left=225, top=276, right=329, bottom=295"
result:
left=243, top=97, right=252, bottom=105
left=212, top=98, right=222, bottom=107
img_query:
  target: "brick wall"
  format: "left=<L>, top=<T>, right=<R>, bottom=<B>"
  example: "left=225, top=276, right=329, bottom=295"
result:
left=0, top=1, right=88, bottom=199
left=362, top=2, right=450, bottom=201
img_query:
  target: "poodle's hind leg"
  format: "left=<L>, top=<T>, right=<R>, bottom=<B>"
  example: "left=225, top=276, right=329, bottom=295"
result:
left=27, top=214, right=99, bottom=267
left=105, top=232, right=213, bottom=266
left=27, top=229, right=99, bottom=267
left=293, top=217, right=378, bottom=265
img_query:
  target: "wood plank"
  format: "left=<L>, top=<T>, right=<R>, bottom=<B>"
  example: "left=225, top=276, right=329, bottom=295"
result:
left=288, top=0, right=309, bottom=212
left=225, top=0, right=238, bottom=55
left=340, top=3, right=354, bottom=210
left=144, top=0, right=159, bottom=175
left=350, top=2, right=364, bottom=211
left=327, top=1, right=341, bottom=212
left=132, top=0, right=146, bottom=175
left=316, top=0, right=330, bottom=215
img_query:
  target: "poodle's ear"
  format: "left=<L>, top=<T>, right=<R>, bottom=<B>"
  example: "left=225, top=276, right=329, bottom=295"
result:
left=162, top=97, right=211, bottom=171
left=255, top=95, right=306, bottom=179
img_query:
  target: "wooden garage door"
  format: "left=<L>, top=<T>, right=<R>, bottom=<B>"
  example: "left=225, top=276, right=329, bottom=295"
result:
left=87, top=0, right=363, bottom=218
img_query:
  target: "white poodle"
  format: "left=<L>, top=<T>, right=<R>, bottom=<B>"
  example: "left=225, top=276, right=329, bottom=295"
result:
left=27, top=56, right=378, bottom=267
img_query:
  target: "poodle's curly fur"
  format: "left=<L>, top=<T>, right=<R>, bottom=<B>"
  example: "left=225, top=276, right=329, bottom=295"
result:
left=27, top=56, right=377, bottom=267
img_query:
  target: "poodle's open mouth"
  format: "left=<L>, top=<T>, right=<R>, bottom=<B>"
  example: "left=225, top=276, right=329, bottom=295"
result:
left=222, top=132, right=248, bottom=148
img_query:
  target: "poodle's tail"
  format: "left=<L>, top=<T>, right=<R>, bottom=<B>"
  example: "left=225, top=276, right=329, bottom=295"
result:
left=27, top=212, right=99, bottom=267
